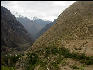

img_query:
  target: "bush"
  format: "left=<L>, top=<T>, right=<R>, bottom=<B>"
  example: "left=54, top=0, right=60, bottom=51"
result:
left=28, top=53, right=39, bottom=65
left=51, top=47, right=59, bottom=55
left=25, top=53, right=39, bottom=70
left=71, top=65, right=79, bottom=69
left=45, top=48, right=51, bottom=54
left=51, top=62, right=59, bottom=70
left=1, top=54, right=21, bottom=67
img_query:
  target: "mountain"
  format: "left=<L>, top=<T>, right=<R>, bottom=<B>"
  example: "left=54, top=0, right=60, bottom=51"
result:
left=35, top=19, right=56, bottom=39
left=1, top=6, right=33, bottom=54
left=16, top=16, right=43, bottom=40
left=17, top=16, right=52, bottom=40
left=33, top=17, right=52, bottom=27
left=18, top=1, right=93, bottom=70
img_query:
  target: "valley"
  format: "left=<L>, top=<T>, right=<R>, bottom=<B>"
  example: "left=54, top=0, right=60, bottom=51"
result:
left=1, top=1, right=93, bottom=70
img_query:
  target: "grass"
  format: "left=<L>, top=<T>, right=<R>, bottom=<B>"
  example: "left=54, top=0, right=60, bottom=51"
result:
left=1, top=66, right=15, bottom=70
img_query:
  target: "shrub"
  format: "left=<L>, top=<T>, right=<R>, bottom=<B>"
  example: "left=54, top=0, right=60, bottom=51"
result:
left=71, top=65, right=79, bottom=69
left=51, top=62, right=59, bottom=70
left=1, top=54, right=21, bottom=67
left=51, top=47, right=59, bottom=55
left=28, top=53, right=39, bottom=65
left=25, top=53, right=39, bottom=70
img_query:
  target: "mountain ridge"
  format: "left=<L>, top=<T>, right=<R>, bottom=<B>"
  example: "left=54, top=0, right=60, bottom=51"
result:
left=17, top=16, right=52, bottom=40
left=1, top=6, right=33, bottom=54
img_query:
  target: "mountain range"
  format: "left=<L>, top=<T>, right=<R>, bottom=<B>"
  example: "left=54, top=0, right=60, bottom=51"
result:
left=17, top=16, right=52, bottom=40
left=1, top=6, right=33, bottom=54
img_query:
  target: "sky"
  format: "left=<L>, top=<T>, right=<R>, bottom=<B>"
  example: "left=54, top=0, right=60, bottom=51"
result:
left=1, top=1, right=75, bottom=21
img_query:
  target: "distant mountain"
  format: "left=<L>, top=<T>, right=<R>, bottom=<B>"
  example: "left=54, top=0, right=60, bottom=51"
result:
left=16, top=16, right=43, bottom=40
left=18, top=1, right=93, bottom=70
left=35, top=19, right=56, bottom=39
left=1, top=6, right=33, bottom=54
left=33, top=17, right=52, bottom=27
left=17, top=16, right=52, bottom=40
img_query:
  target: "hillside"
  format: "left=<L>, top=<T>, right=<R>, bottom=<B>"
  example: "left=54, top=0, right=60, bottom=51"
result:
left=1, top=6, right=33, bottom=54
left=18, top=1, right=93, bottom=70
left=31, top=1, right=93, bottom=55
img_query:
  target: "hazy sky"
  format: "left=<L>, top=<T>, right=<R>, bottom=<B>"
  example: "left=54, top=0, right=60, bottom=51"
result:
left=1, top=1, right=75, bottom=21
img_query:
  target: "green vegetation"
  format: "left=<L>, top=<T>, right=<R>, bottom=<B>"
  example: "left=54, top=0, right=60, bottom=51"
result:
left=2, top=46, right=93, bottom=70
left=45, top=46, right=93, bottom=65
left=27, top=53, right=39, bottom=65
left=24, top=46, right=93, bottom=70
left=1, top=54, right=22, bottom=70
left=70, top=65, right=85, bottom=70
left=1, top=54, right=22, bottom=67
left=70, top=65, right=79, bottom=69
left=61, top=48, right=93, bottom=65
left=1, top=66, right=15, bottom=70
left=25, top=53, right=39, bottom=70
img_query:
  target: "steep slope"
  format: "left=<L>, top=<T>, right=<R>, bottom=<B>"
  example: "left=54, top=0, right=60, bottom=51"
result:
left=1, top=6, right=33, bottom=54
left=18, top=1, right=93, bottom=70
left=31, top=1, right=93, bottom=54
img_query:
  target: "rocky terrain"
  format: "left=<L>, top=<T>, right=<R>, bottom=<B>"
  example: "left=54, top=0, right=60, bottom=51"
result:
left=18, top=1, right=93, bottom=70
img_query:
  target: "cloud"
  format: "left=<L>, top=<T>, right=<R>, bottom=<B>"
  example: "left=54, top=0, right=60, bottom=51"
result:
left=1, top=1, right=75, bottom=21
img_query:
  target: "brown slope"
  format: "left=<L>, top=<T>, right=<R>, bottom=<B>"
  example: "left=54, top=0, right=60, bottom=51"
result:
left=30, top=1, right=93, bottom=55
left=18, top=1, right=93, bottom=70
